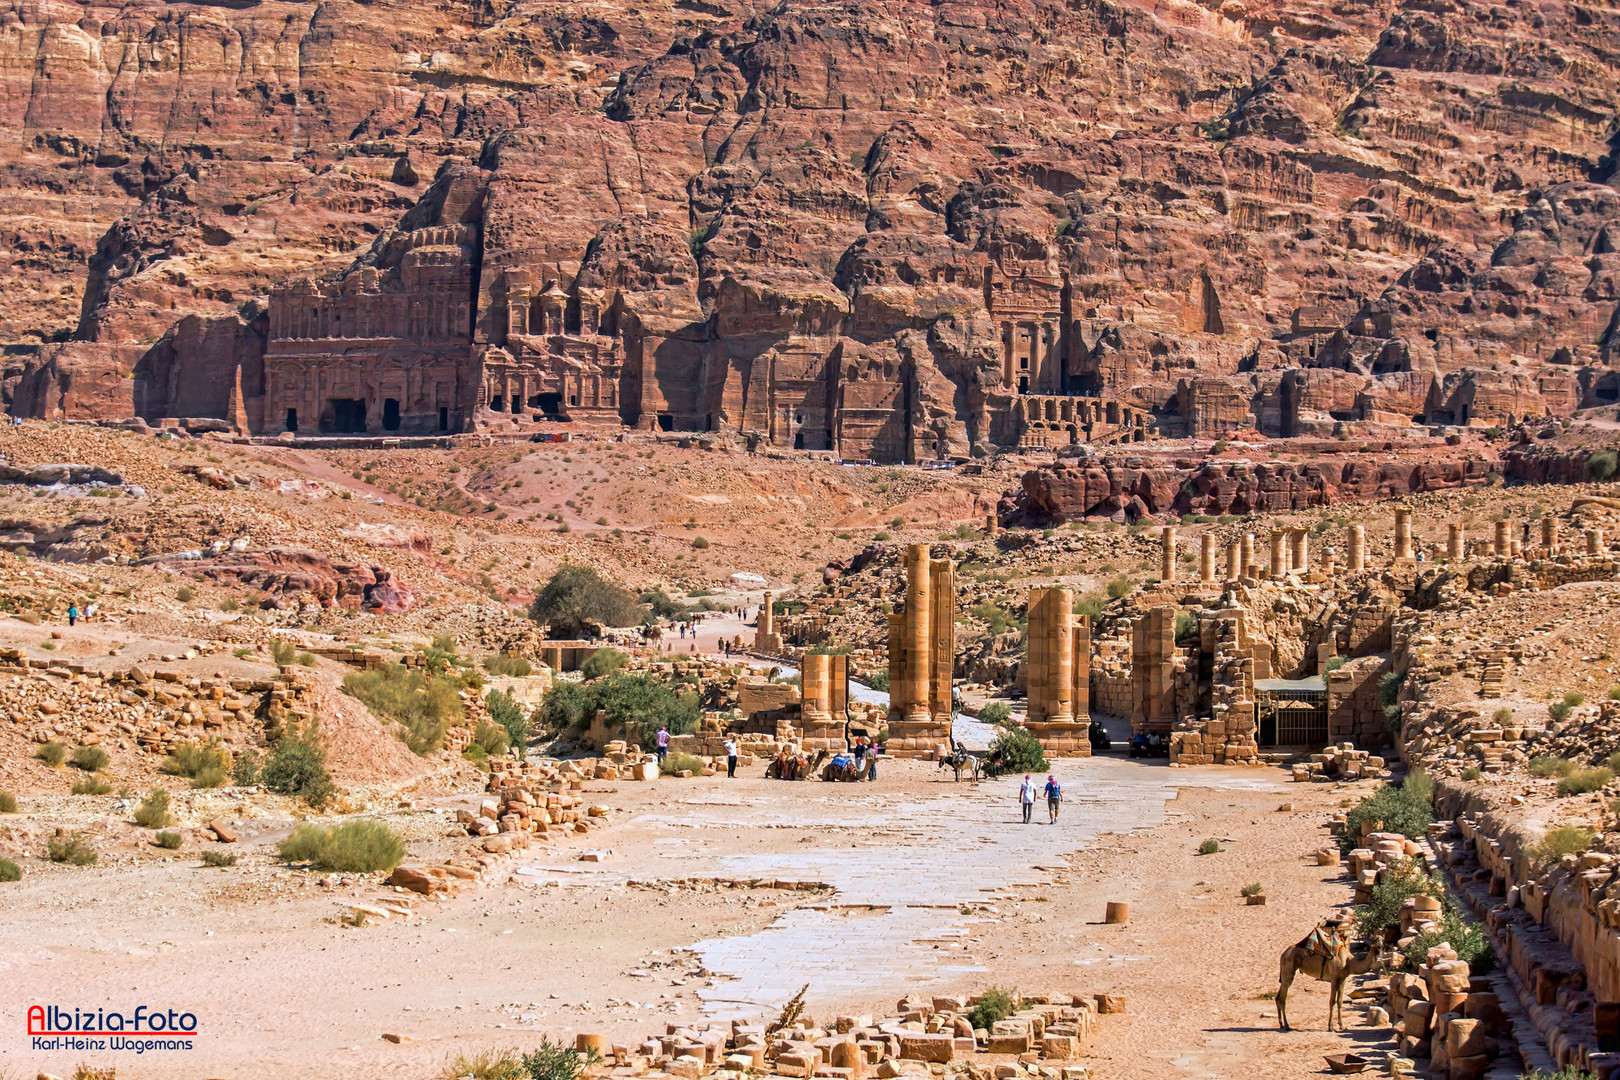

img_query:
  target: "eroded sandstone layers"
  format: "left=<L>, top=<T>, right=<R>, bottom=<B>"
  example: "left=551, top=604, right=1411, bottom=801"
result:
left=7, top=0, right=1620, bottom=450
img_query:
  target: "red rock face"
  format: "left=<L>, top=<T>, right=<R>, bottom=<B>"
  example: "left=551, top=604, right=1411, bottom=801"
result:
left=5, top=0, right=1620, bottom=444
left=150, top=547, right=414, bottom=612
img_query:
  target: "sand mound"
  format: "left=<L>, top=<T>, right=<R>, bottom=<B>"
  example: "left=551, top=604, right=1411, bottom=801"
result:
left=299, top=677, right=433, bottom=784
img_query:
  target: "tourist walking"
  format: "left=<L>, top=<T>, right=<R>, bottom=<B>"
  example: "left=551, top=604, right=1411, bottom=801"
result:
left=725, top=737, right=738, bottom=778
left=85, top=602, right=96, bottom=622
left=1019, top=775, right=1036, bottom=824
left=852, top=737, right=866, bottom=777
left=1043, top=774, right=1062, bottom=824
left=866, top=742, right=878, bottom=782
left=656, top=725, right=669, bottom=763
left=67, top=604, right=79, bottom=628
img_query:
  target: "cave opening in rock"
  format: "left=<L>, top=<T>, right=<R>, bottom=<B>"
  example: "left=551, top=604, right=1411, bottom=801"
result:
left=382, top=398, right=400, bottom=431
left=328, top=398, right=366, bottom=433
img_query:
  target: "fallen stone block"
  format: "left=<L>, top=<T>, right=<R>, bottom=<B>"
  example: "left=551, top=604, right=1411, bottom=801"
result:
left=897, top=1034, right=954, bottom=1063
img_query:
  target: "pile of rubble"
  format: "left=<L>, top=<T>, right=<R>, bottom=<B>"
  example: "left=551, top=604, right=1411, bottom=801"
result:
left=1291, top=744, right=1390, bottom=783
left=1382, top=942, right=1511, bottom=1079
left=553, top=990, right=1120, bottom=1080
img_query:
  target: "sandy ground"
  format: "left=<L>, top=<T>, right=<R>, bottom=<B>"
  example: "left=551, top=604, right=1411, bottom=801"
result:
left=0, top=757, right=1390, bottom=1080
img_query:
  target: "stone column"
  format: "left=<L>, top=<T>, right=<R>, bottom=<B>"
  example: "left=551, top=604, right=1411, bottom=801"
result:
left=928, top=558, right=955, bottom=722
left=1161, top=526, right=1177, bottom=583
left=801, top=653, right=831, bottom=723
left=886, top=612, right=906, bottom=723
left=1290, top=529, right=1308, bottom=573
left=1241, top=533, right=1255, bottom=578
left=1494, top=519, right=1510, bottom=557
left=760, top=593, right=774, bottom=638
left=903, top=544, right=932, bottom=723
left=1543, top=516, right=1558, bottom=554
left=1447, top=525, right=1463, bottom=561
left=1073, top=616, right=1091, bottom=720
left=1026, top=591, right=1048, bottom=725
left=1268, top=530, right=1286, bottom=578
left=1589, top=529, right=1604, bottom=556
left=1225, top=540, right=1242, bottom=583
left=1394, top=509, right=1412, bottom=562
left=1347, top=525, right=1365, bottom=572
left=1199, top=534, right=1216, bottom=583
left=986, top=513, right=999, bottom=537
left=1049, top=589, right=1074, bottom=725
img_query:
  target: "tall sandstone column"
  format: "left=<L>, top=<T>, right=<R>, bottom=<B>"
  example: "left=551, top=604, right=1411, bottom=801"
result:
left=1494, top=519, right=1510, bottom=557
left=1161, top=527, right=1177, bottom=583
left=1225, top=540, right=1241, bottom=583
left=1290, top=529, right=1308, bottom=573
left=800, top=653, right=834, bottom=748
left=1024, top=588, right=1090, bottom=756
left=903, top=544, right=931, bottom=724
left=1268, top=530, right=1286, bottom=578
left=1199, top=534, right=1216, bottom=583
left=1347, top=524, right=1365, bottom=571
left=1241, top=533, right=1255, bottom=577
left=1073, top=616, right=1091, bottom=721
left=1448, top=524, right=1464, bottom=561
left=1394, top=510, right=1413, bottom=562
left=1543, top=517, right=1559, bottom=553
left=1589, top=529, right=1604, bottom=556
left=886, top=612, right=906, bottom=723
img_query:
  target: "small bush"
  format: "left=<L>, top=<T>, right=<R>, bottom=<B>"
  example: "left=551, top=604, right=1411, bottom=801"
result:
left=1174, top=611, right=1196, bottom=643
left=484, top=654, right=533, bottom=677
left=0, top=791, right=15, bottom=813
left=692, top=536, right=709, bottom=549
left=36, top=741, right=66, bottom=767
left=72, top=776, right=112, bottom=796
left=1402, top=910, right=1494, bottom=974
left=343, top=664, right=461, bottom=755
left=70, top=746, right=109, bottom=772
left=191, top=765, right=229, bottom=790
left=47, top=834, right=98, bottom=865
left=165, top=741, right=230, bottom=781
left=1565, top=691, right=1587, bottom=707
left=232, top=750, right=261, bottom=786
left=1493, top=706, right=1514, bottom=725
left=977, top=702, right=1012, bottom=726
left=1340, top=775, right=1434, bottom=853
left=988, top=726, right=1047, bottom=772
left=1198, top=838, right=1221, bottom=855
left=219, top=597, right=240, bottom=612
left=296, top=651, right=317, bottom=667
left=521, top=1037, right=600, bottom=1080
left=154, top=830, right=183, bottom=850
left=1530, top=825, right=1595, bottom=870
left=175, top=585, right=196, bottom=603
left=1461, top=766, right=1483, bottom=782
left=261, top=728, right=335, bottom=807
left=1105, top=575, right=1133, bottom=600
left=471, top=720, right=510, bottom=757
left=1609, top=686, right=1620, bottom=702
left=1588, top=448, right=1617, bottom=482
left=580, top=648, right=629, bottom=680
left=1404, top=768, right=1435, bottom=807
left=269, top=637, right=298, bottom=666
left=1240, top=882, right=1263, bottom=897
left=966, top=987, right=1019, bottom=1032
left=1559, top=767, right=1613, bottom=796
left=485, top=690, right=530, bottom=760
left=200, top=851, right=237, bottom=868
left=1354, top=856, right=1445, bottom=939
left=277, top=820, right=405, bottom=873
left=442, top=1048, right=527, bottom=1080
left=660, top=751, right=706, bottom=776
left=1530, top=756, right=1577, bottom=778
left=133, top=789, right=174, bottom=829
left=0, top=856, right=19, bottom=881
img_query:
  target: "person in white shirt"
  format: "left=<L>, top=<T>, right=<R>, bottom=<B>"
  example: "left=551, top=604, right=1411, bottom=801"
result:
left=1019, top=775, right=1037, bottom=824
left=725, top=738, right=738, bottom=778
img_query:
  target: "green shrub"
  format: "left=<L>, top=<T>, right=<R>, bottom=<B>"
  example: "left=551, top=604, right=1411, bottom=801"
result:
left=692, top=536, right=709, bottom=549
left=200, top=851, right=237, bottom=868
left=277, top=820, right=405, bottom=873
left=1461, top=766, right=1483, bottom=782
left=191, top=765, right=229, bottom=790
left=133, top=789, right=174, bottom=829
left=154, top=830, right=183, bottom=850
left=1559, top=767, right=1613, bottom=796
left=1404, top=767, right=1434, bottom=807
left=70, top=746, right=109, bottom=772
left=47, top=833, right=97, bottom=865
left=1198, top=838, right=1221, bottom=855
left=1550, top=701, right=1574, bottom=723
left=1609, top=686, right=1620, bottom=702
left=219, top=597, right=240, bottom=612
left=444, top=1048, right=527, bottom=1080
left=1493, top=706, right=1515, bottom=725
left=1402, top=910, right=1494, bottom=974
left=270, top=637, right=298, bottom=665
left=1588, top=448, right=1617, bottom=481
left=471, top=720, right=510, bottom=758
left=520, top=1037, right=600, bottom=1080
left=36, top=741, right=66, bottom=767
left=660, top=751, right=707, bottom=776
left=1324, top=655, right=1348, bottom=673
left=175, top=585, right=196, bottom=603
left=988, top=726, right=1047, bottom=772
left=528, top=564, right=645, bottom=636
left=1530, top=756, right=1577, bottom=778
left=1564, top=691, right=1587, bottom=707
left=484, top=654, right=533, bottom=677
left=232, top=750, right=261, bottom=786
left=977, top=702, right=1012, bottom=726
left=261, top=726, right=335, bottom=807
left=580, top=648, right=628, bottom=680
left=1529, top=825, right=1594, bottom=870
left=1353, top=856, right=1445, bottom=939
left=1340, top=777, right=1434, bottom=853
left=970, top=601, right=1015, bottom=636
left=165, top=741, right=230, bottom=781
left=0, top=791, right=15, bottom=813
left=865, top=669, right=890, bottom=693
left=966, top=987, right=1019, bottom=1032
left=0, top=856, right=19, bottom=881
left=1240, top=882, right=1263, bottom=897
left=485, top=690, right=529, bottom=759
left=1074, top=593, right=1107, bottom=621
left=343, top=664, right=461, bottom=755
left=1105, top=575, right=1133, bottom=600
left=1173, top=611, right=1196, bottom=643
left=72, top=776, right=112, bottom=795
left=296, top=651, right=317, bottom=667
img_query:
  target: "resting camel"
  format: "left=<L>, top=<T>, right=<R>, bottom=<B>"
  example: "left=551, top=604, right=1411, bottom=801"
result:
left=1276, top=925, right=1384, bottom=1032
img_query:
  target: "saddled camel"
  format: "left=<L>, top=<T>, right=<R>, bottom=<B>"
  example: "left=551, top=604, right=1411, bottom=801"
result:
left=1276, top=926, right=1384, bottom=1032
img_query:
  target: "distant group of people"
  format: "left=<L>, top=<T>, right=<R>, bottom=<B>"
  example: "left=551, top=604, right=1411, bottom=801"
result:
left=65, top=602, right=96, bottom=627
left=1018, top=774, right=1063, bottom=824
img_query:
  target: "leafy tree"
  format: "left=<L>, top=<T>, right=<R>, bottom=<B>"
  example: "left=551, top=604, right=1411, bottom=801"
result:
left=528, top=565, right=644, bottom=637
left=485, top=690, right=529, bottom=759
left=989, top=726, right=1047, bottom=772
left=580, top=648, right=629, bottom=680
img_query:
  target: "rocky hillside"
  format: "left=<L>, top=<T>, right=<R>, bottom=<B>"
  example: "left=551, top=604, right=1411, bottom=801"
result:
left=4, top=0, right=1620, bottom=427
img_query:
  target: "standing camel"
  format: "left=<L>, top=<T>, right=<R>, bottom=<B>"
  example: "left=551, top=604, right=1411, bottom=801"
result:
left=1275, top=926, right=1384, bottom=1031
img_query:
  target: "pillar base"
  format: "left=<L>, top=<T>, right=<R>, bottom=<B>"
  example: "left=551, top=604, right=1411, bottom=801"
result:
left=1025, top=721, right=1094, bottom=757
left=883, top=717, right=951, bottom=758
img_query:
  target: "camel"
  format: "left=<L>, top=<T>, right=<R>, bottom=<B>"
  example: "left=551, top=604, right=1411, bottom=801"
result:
left=1275, top=925, right=1385, bottom=1032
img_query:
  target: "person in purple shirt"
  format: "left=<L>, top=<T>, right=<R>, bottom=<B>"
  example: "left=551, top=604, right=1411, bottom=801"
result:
left=655, top=726, right=669, bottom=763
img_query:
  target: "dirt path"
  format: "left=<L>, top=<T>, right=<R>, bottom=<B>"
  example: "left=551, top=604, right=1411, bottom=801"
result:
left=0, top=759, right=1384, bottom=1079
